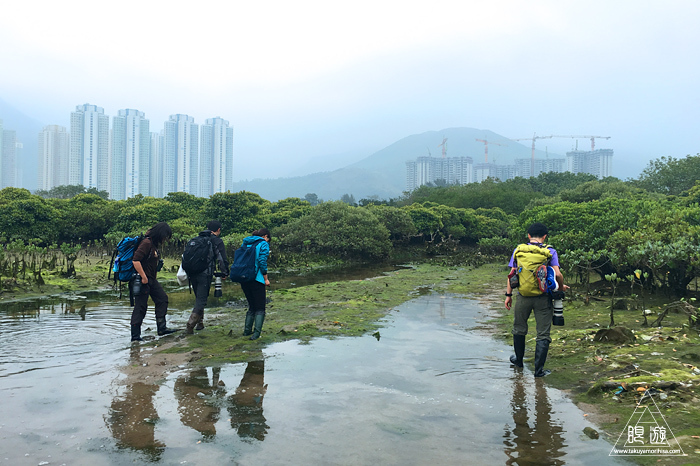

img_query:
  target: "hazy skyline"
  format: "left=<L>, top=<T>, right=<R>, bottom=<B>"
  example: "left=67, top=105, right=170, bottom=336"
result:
left=1, top=0, right=699, bottom=183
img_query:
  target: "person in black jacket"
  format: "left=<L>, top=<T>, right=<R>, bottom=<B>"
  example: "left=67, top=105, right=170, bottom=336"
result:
left=131, top=222, right=176, bottom=341
left=186, top=220, right=229, bottom=334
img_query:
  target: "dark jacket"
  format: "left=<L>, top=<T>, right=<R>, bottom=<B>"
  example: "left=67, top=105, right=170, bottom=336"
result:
left=133, top=237, right=160, bottom=280
left=199, top=230, right=229, bottom=275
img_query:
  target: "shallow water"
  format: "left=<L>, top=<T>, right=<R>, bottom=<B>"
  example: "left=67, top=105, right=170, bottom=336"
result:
left=0, top=292, right=630, bottom=465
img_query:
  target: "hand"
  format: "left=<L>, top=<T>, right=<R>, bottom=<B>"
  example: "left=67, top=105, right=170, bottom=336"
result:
left=264, top=277, right=270, bottom=286
left=505, top=296, right=512, bottom=310
left=563, top=284, right=570, bottom=291
left=141, top=275, right=148, bottom=285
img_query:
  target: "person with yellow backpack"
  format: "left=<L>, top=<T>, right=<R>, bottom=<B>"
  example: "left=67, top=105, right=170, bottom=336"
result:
left=504, top=223, right=568, bottom=377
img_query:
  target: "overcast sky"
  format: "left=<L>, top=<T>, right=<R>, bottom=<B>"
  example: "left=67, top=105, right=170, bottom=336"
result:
left=1, top=0, right=698, bottom=181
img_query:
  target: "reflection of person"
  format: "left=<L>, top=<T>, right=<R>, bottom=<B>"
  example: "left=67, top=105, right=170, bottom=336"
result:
left=107, top=347, right=165, bottom=461
left=173, top=367, right=223, bottom=439
left=503, top=375, right=565, bottom=465
left=504, top=223, right=568, bottom=377
left=240, top=228, right=271, bottom=340
left=186, top=220, right=229, bottom=334
left=131, top=222, right=177, bottom=341
left=228, top=360, right=269, bottom=440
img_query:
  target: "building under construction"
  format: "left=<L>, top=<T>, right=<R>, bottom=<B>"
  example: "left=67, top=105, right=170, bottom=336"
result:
left=566, top=149, right=613, bottom=178
left=406, top=148, right=613, bottom=190
left=406, top=156, right=474, bottom=191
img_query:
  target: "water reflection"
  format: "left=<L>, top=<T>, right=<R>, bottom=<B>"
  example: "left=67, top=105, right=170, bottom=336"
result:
left=228, top=359, right=269, bottom=441
left=106, top=354, right=269, bottom=453
left=504, top=375, right=566, bottom=465
left=174, top=367, right=224, bottom=440
left=105, top=346, right=165, bottom=461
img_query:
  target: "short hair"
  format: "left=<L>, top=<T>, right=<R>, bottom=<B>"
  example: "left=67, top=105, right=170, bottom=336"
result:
left=254, top=228, right=271, bottom=239
left=527, top=222, right=548, bottom=238
left=206, top=220, right=222, bottom=232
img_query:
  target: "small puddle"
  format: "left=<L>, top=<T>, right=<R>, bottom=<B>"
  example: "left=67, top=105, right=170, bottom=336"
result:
left=0, top=293, right=631, bottom=465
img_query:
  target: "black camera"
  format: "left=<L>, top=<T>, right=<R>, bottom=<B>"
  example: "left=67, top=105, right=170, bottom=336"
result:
left=132, top=275, right=142, bottom=296
left=157, top=259, right=164, bottom=272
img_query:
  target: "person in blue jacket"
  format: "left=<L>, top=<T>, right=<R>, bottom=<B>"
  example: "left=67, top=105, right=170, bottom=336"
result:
left=241, top=228, right=271, bottom=340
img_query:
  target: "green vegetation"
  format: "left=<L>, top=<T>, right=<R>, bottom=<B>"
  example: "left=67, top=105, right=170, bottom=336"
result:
left=4, top=153, right=700, bottom=301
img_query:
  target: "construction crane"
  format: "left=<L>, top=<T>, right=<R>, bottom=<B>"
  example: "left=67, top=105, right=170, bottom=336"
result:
left=550, top=135, right=611, bottom=151
left=438, top=137, right=448, bottom=158
left=511, top=133, right=554, bottom=175
left=476, top=138, right=507, bottom=163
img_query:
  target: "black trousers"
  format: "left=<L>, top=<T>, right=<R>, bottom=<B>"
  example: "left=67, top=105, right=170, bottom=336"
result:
left=189, top=272, right=212, bottom=316
left=241, top=280, right=266, bottom=317
left=131, top=278, right=168, bottom=326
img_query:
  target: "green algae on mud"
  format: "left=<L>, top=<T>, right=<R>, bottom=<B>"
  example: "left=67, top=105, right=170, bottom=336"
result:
left=158, top=262, right=505, bottom=365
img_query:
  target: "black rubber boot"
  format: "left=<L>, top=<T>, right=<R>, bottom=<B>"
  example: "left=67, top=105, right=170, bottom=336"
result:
left=186, top=312, right=201, bottom=335
left=195, top=317, right=204, bottom=331
left=534, top=339, right=551, bottom=377
left=509, top=334, right=526, bottom=368
left=156, top=317, right=178, bottom=336
left=131, top=324, right=143, bottom=342
left=243, top=314, right=255, bottom=336
left=250, top=314, right=265, bottom=340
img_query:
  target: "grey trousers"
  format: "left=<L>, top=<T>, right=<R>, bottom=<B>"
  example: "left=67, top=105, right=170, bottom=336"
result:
left=511, top=293, right=552, bottom=342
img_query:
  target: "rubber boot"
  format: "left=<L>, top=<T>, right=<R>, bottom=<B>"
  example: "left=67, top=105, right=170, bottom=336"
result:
left=156, top=317, right=178, bottom=336
left=509, top=334, right=526, bottom=368
left=250, top=314, right=265, bottom=340
left=243, top=314, right=255, bottom=336
left=131, top=324, right=143, bottom=342
left=534, top=339, right=551, bottom=377
left=186, top=312, right=201, bottom=335
left=195, top=316, right=204, bottom=331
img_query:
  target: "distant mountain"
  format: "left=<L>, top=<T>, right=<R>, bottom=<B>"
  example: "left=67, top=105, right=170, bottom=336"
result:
left=232, top=127, right=558, bottom=202
left=0, top=98, right=44, bottom=191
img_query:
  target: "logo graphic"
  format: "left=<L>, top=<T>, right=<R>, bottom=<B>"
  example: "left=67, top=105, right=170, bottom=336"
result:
left=610, top=391, right=686, bottom=457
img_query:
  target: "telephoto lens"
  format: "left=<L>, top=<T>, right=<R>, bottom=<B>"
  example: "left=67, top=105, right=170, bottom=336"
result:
left=214, top=274, right=223, bottom=297
left=132, top=275, right=142, bottom=296
left=552, top=290, right=565, bottom=326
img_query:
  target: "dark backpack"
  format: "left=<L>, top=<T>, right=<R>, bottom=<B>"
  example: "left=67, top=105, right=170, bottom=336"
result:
left=229, top=239, right=263, bottom=283
left=182, top=234, right=215, bottom=275
left=109, top=235, right=143, bottom=283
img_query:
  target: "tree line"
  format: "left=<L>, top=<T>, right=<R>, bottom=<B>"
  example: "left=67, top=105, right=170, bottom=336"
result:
left=2, top=153, right=700, bottom=295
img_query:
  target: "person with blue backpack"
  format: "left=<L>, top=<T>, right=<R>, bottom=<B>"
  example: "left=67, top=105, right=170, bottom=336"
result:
left=504, top=223, right=569, bottom=377
left=233, top=228, right=271, bottom=340
left=130, top=222, right=178, bottom=342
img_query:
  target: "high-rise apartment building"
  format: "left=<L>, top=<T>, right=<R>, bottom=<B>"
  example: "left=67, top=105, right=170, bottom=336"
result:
left=514, top=157, right=566, bottom=178
left=163, top=114, right=198, bottom=195
left=2, top=128, right=17, bottom=189
left=406, top=156, right=473, bottom=191
left=200, top=117, right=233, bottom=197
left=38, top=125, right=70, bottom=191
left=566, top=149, right=613, bottom=179
left=149, top=131, right=164, bottom=198
left=70, top=104, right=110, bottom=190
left=111, top=109, right=150, bottom=200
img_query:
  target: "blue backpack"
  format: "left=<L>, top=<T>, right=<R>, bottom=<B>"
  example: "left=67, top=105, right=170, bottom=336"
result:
left=109, top=236, right=143, bottom=283
left=229, top=239, right=263, bottom=283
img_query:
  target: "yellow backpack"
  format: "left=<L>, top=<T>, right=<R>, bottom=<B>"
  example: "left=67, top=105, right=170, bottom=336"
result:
left=513, top=244, right=552, bottom=297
